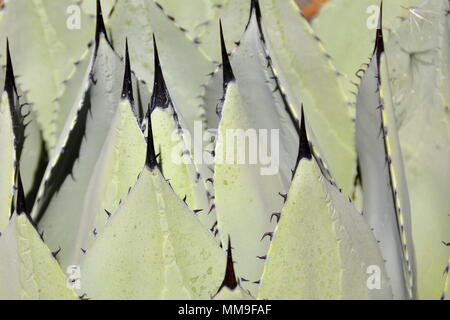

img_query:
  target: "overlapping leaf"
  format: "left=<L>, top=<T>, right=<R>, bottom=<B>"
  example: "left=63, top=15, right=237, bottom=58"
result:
left=0, top=0, right=94, bottom=147
left=258, top=0, right=356, bottom=196
left=384, top=0, right=450, bottom=299
left=213, top=8, right=298, bottom=296
left=78, top=165, right=225, bottom=299
left=258, top=153, right=392, bottom=300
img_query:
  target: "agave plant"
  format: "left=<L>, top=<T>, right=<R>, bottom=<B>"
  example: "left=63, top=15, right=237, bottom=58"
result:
left=0, top=0, right=448, bottom=300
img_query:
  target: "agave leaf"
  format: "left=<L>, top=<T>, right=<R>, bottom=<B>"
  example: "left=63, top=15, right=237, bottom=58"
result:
left=0, top=92, right=14, bottom=232
left=0, top=212, right=77, bottom=300
left=30, top=45, right=94, bottom=222
left=52, top=47, right=94, bottom=144
left=384, top=0, right=450, bottom=299
left=228, top=9, right=299, bottom=186
left=0, top=0, right=94, bottom=147
left=258, top=157, right=392, bottom=300
left=154, top=0, right=219, bottom=40
left=200, top=66, right=223, bottom=129
left=383, top=0, right=426, bottom=41
left=311, top=0, right=423, bottom=103
left=311, top=0, right=380, bottom=104
left=20, top=97, right=48, bottom=210
left=258, top=0, right=356, bottom=196
left=213, top=10, right=299, bottom=295
left=193, top=0, right=251, bottom=63
left=109, top=0, right=215, bottom=134
left=35, top=34, right=125, bottom=269
left=213, top=238, right=255, bottom=300
left=151, top=106, right=217, bottom=231
left=214, top=83, right=278, bottom=295
left=78, top=167, right=225, bottom=300
left=356, top=27, right=416, bottom=298
left=0, top=43, right=26, bottom=232
left=141, top=39, right=217, bottom=231
left=84, top=98, right=146, bottom=252
left=152, top=0, right=250, bottom=63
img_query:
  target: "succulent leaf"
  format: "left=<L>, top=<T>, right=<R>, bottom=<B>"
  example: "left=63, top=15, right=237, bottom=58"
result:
left=0, top=0, right=94, bottom=148
left=312, top=0, right=381, bottom=104
left=0, top=92, right=15, bottom=232
left=35, top=34, right=126, bottom=269
left=78, top=167, right=225, bottom=299
left=356, top=33, right=416, bottom=299
left=109, top=0, right=215, bottom=134
left=213, top=11, right=299, bottom=295
left=258, top=154, right=392, bottom=300
left=258, top=0, right=357, bottom=196
left=0, top=174, right=77, bottom=300
left=384, top=0, right=450, bottom=299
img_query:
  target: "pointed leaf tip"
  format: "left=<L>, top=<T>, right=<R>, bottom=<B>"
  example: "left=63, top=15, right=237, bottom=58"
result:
left=251, top=0, right=262, bottom=17
left=15, top=169, right=27, bottom=217
left=247, top=0, right=262, bottom=30
left=145, top=118, right=158, bottom=170
left=150, top=35, right=171, bottom=111
left=295, top=108, right=312, bottom=166
left=121, top=39, right=134, bottom=105
left=374, top=1, right=385, bottom=67
left=4, top=40, right=25, bottom=161
left=145, top=36, right=165, bottom=170
left=220, top=20, right=235, bottom=91
left=95, top=0, right=109, bottom=47
left=4, top=39, right=17, bottom=101
left=219, top=236, right=238, bottom=291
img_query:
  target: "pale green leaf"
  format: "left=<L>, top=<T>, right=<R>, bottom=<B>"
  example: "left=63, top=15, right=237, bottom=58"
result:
left=384, top=0, right=450, bottom=299
left=356, top=51, right=416, bottom=299
left=259, top=0, right=356, bottom=196
left=213, top=10, right=300, bottom=296
left=151, top=105, right=217, bottom=231
left=79, top=167, right=225, bottom=300
left=83, top=98, right=147, bottom=254
left=0, top=92, right=14, bottom=232
left=312, top=0, right=380, bottom=104
left=214, top=80, right=297, bottom=296
left=0, top=0, right=94, bottom=147
left=109, top=0, right=215, bottom=134
left=193, top=0, right=251, bottom=62
left=258, top=159, right=392, bottom=300
left=0, top=213, right=77, bottom=300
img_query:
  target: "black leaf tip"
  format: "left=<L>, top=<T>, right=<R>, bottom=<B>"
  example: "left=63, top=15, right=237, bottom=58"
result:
left=220, top=20, right=235, bottom=91
left=95, top=0, right=109, bottom=47
left=15, top=169, right=27, bottom=216
left=219, top=236, right=238, bottom=291
left=4, top=39, right=17, bottom=100
left=374, top=1, right=385, bottom=67
left=246, top=0, right=262, bottom=31
left=150, top=35, right=171, bottom=111
left=292, top=108, right=312, bottom=177
left=145, top=103, right=158, bottom=171
left=121, top=39, right=134, bottom=105
left=298, top=108, right=312, bottom=161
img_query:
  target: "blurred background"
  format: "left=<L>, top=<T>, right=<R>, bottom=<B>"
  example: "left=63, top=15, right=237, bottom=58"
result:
left=296, top=0, right=329, bottom=20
